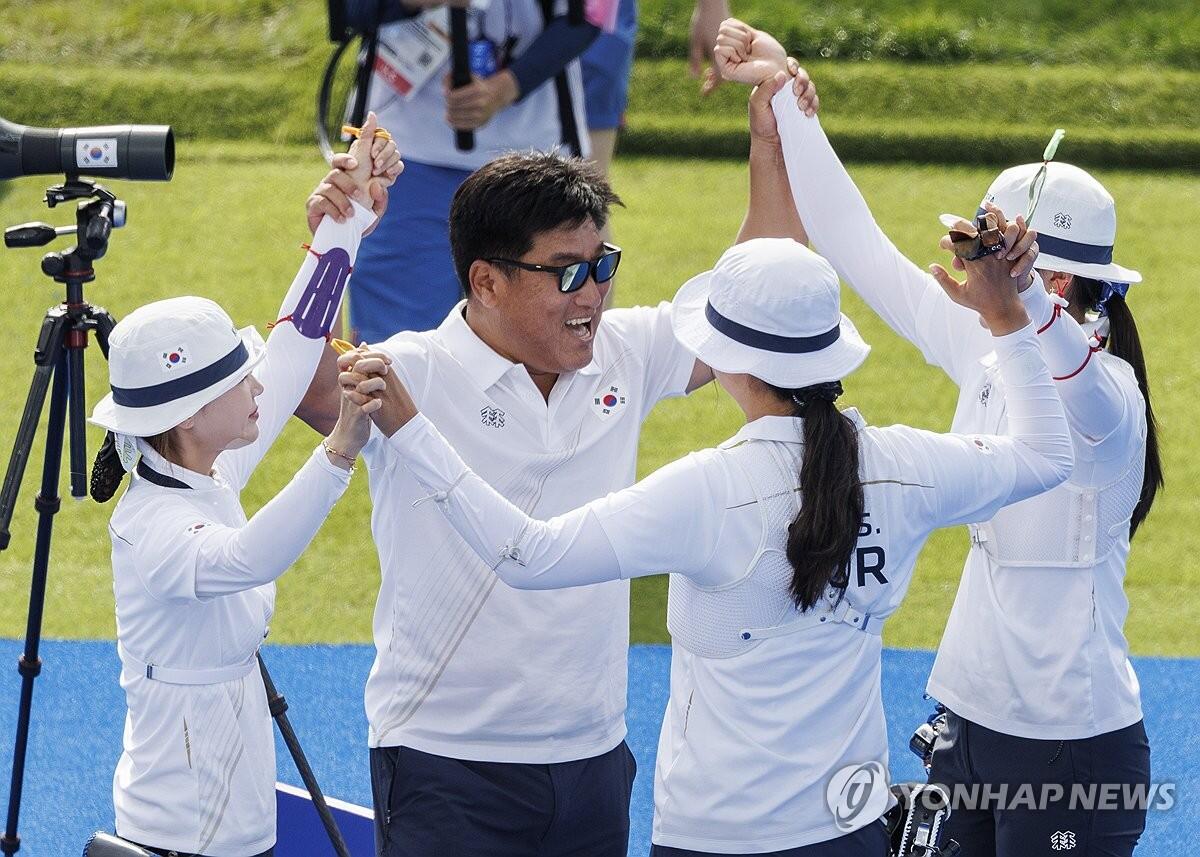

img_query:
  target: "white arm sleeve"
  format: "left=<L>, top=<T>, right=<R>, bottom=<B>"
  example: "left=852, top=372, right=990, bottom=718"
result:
left=218, top=201, right=376, bottom=490
left=388, top=416, right=726, bottom=589
left=772, top=88, right=994, bottom=384
left=1020, top=281, right=1138, bottom=457
left=884, top=323, right=1074, bottom=530
left=133, top=447, right=352, bottom=602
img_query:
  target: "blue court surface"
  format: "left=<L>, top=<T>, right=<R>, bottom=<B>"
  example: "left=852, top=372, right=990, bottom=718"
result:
left=0, top=640, right=1195, bottom=856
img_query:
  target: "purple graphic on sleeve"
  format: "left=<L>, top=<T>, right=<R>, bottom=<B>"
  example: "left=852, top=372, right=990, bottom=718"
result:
left=291, top=246, right=352, bottom=339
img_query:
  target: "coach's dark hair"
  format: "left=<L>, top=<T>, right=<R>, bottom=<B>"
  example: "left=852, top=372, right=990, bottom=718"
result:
left=449, top=151, right=622, bottom=293
left=767, top=380, right=863, bottom=611
left=1067, top=276, right=1162, bottom=537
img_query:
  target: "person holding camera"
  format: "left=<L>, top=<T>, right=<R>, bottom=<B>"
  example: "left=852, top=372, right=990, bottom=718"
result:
left=713, top=19, right=1158, bottom=857
left=337, top=209, right=1073, bottom=855
left=86, top=116, right=400, bottom=857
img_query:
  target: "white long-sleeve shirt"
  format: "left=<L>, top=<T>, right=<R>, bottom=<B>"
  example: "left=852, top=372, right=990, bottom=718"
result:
left=387, top=324, right=1071, bottom=852
left=772, top=88, right=1147, bottom=740
left=107, top=201, right=374, bottom=856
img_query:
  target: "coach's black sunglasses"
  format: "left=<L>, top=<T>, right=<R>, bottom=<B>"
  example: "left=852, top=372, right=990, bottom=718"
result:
left=488, top=243, right=622, bottom=293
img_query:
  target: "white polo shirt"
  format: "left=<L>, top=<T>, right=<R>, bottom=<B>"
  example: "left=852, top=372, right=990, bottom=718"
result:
left=774, top=91, right=1147, bottom=740
left=384, top=322, right=1072, bottom=852
left=362, top=300, right=695, bottom=761
left=369, top=0, right=590, bottom=172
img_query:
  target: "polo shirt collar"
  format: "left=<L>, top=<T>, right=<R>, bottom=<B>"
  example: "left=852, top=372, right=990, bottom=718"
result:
left=436, top=301, right=602, bottom=391
left=135, top=438, right=218, bottom=491
left=720, top=408, right=867, bottom=448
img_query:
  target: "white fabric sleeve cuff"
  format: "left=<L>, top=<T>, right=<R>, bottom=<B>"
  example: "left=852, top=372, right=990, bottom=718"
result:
left=991, top=321, right=1074, bottom=498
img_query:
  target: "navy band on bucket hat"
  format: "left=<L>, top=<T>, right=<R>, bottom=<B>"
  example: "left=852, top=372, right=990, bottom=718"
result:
left=672, top=238, right=870, bottom=389
left=111, top=340, right=250, bottom=408
left=89, top=296, right=266, bottom=437
left=980, top=162, right=1140, bottom=285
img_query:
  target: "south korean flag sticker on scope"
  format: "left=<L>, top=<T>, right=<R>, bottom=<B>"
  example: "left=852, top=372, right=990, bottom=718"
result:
left=593, top=384, right=627, bottom=419
left=77, top=138, right=117, bottom=169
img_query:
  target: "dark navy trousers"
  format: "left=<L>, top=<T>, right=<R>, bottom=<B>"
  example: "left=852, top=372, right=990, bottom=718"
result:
left=371, top=741, right=636, bottom=856
left=130, top=844, right=272, bottom=857
left=929, top=711, right=1150, bottom=857
left=649, top=820, right=889, bottom=856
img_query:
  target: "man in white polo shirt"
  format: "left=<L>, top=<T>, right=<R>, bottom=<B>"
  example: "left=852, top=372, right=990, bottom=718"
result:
left=298, top=69, right=819, bottom=855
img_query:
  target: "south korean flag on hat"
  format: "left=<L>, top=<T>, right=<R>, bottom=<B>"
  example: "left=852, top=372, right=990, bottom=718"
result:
left=160, top=345, right=189, bottom=373
left=593, top=384, right=627, bottom=419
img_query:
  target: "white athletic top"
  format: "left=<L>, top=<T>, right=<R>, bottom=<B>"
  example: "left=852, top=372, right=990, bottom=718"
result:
left=774, top=90, right=1148, bottom=740
left=107, top=202, right=373, bottom=856
left=386, top=324, right=1072, bottom=852
left=369, top=0, right=590, bottom=172
left=361, top=302, right=695, bottom=761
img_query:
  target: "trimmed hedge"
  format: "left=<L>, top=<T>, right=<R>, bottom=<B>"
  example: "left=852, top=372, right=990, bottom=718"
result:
left=631, top=60, right=1200, bottom=133
left=637, top=0, right=1200, bottom=68
left=620, top=112, right=1200, bottom=171
left=3, top=59, right=1197, bottom=171
left=3, top=0, right=1199, bottom=70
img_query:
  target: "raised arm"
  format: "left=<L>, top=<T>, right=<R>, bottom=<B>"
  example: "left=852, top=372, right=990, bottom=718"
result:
left=905, top=218, right=1073, bottom=524
left=337, top=352, right=726, bottom=589
left=1010, top=270, right=1139, bottom=455
left=222, top=118, right=401, bottom=485
left=129, top=387, right=379, bottom=602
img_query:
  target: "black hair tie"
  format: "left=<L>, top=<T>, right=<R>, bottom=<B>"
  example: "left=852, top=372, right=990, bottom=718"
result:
left=791, top=381, right=844, bottom=416
left=90, top=431, right=129, bottom=503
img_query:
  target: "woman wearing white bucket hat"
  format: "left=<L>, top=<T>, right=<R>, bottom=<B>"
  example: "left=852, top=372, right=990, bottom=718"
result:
left=87, top=115, right=401, bottom=857
left=712, top=20, right=1158, bottom=857
left=339, top=233, right=1073, bottom=855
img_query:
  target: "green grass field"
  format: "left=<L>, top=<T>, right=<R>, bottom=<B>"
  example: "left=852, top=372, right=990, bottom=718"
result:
left=0, top=148, right=1195, bottom=653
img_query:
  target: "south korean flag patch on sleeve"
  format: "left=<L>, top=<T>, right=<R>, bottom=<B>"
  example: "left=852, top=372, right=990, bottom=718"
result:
left=970, top=436, right=994, bottom=455
left=185, top=521, right=211, bottom=536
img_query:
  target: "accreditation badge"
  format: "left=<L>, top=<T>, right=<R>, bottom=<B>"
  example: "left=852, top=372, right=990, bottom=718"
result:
left=374, top=0, right=493, bottom=100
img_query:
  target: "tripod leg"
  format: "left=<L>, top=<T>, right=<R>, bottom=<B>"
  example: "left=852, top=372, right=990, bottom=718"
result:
left=257, top=654, right=352, bottom=857
left=65, top=343, right=88, bottom=499
left=2, top=355, right=68, bottom=857
left=0, top=311, right=69, bottom=550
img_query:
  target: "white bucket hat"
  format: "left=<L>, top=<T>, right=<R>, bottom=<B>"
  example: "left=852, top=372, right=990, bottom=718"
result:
left=671, top=238, right=870, bottom=389
left=89, top=296, right=266, bottom=437
left=981, top=161, right=1141, bottom=286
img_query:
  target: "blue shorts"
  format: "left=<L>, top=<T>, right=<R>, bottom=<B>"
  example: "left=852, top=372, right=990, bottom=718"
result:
left=348, top=158, right=471, bottom=342
left=581, top=0, right=638, bottom=130
left=370, top=741, right=637, bottom=856
left=650, top=821, right=889, bottom=856
left=929, top=712, right=1150, bottom=857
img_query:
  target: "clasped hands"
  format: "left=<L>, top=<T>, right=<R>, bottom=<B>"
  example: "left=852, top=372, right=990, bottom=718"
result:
left=336, top=348, right=419, bottom=439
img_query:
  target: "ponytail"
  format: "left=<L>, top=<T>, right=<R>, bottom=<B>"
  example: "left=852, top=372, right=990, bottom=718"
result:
left=769, top=381, right=864, bottom=611
left=1070, top=277, right=1162, bottom=537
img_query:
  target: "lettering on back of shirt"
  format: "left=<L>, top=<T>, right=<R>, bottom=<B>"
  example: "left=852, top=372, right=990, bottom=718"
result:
left=854, top=511, right=888, bottom=587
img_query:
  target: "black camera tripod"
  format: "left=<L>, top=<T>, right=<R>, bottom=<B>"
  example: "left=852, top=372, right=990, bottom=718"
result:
left=0, top=178, right=121, bottom=855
